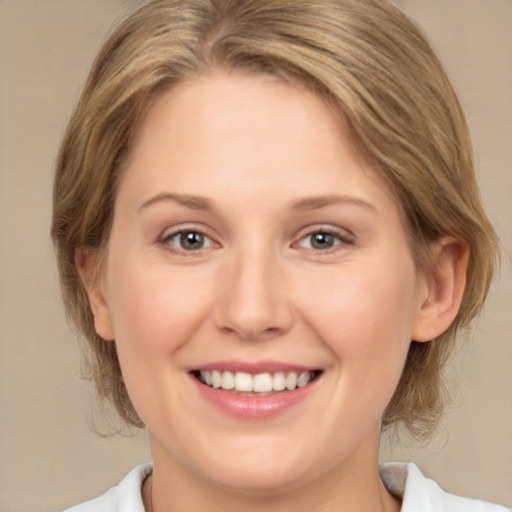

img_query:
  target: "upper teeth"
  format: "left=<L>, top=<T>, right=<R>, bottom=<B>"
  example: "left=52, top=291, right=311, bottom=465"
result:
left=199, top=370, right=315, bottom=393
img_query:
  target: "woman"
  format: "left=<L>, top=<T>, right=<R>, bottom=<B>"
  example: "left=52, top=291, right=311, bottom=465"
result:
left=52, top=0, right=508, bottom=510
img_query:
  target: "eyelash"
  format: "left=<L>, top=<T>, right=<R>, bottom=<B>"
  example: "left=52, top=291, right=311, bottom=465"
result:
left=293, top=227, right=354, bottom=255
left=161, top=228, right=217, bottom=255
left=160, top=226, right=354, bottom=256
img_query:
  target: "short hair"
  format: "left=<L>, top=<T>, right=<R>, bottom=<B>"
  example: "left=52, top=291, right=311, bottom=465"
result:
left=51, top=0, right=500, bottom=438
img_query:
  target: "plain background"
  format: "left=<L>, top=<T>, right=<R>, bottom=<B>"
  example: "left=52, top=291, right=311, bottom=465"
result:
left=0, top=1, right=510, bottom=511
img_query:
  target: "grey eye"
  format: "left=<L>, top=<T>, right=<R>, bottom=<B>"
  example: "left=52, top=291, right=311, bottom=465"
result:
left=309, top=232, right=337, bottom=250
left=180, top=232, right=205, bottom=250
left=166, top=231, right=210, bottom=251
left=295, top=228, right=352, bottom=252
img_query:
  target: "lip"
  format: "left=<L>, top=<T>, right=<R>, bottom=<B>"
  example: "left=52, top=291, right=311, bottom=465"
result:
left=188, top=360, right=322, bottom=420
left=190, top=360, right=316, bottom=374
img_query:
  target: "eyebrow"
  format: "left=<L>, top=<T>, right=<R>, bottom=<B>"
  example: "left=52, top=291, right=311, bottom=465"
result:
left=291, top=195, right=377, bottom=213
left=138, top=193, right=214, bottom=212
left=138, top=192, right=377, bottom=214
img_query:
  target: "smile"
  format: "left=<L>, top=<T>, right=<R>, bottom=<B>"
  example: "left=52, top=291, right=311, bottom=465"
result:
left=193, top=370, right=321, bottom=394
left=189, top=363, right=323, bottom=419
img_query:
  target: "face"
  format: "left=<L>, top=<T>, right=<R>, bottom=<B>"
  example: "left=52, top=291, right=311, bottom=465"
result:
left=90, top=73, right=430, bottom=493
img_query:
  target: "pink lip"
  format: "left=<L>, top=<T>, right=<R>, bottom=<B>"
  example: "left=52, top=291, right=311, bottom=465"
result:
left=188, top=361, right=321, bottom=420
left=190, top=360, right=316, bottom=374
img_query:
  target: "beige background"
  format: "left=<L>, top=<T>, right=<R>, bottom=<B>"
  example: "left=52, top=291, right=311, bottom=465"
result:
left=0, top=1, right=510, bottom=511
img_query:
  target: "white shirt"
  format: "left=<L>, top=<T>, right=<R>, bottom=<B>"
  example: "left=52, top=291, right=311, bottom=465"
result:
left=63, top=462, right=509, bottom=512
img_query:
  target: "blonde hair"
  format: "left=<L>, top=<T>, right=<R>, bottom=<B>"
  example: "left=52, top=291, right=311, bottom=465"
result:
left=52, top=0, right=500, bottom=437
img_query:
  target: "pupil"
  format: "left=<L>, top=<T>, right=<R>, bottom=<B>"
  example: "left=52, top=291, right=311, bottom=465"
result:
left=312, top=232, right=334, bottom=249
left=181, top=232, right=204, bottom=250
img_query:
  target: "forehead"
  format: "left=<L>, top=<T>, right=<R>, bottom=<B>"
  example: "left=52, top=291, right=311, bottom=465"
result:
left=130, top=73, right=351, bottom=165
left=119, top=72, right=399, bottom=220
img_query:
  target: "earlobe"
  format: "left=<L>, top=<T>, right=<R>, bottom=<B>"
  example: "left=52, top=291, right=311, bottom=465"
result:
left=75, top=248, right=115, bottom=341
left=411, top=238, right=469, bottom=342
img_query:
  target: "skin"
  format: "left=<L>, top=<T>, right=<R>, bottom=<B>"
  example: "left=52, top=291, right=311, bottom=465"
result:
left=81, top=73, right=467, bottom=511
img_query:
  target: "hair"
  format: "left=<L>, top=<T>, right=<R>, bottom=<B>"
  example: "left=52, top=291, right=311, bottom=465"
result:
left=52, top=0, right=500, bottom=438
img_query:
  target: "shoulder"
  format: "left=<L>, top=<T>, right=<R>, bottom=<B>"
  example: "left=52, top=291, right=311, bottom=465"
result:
left=380, top=462, right=510, bottom=512
left=62, top=463, right=152, bottom=512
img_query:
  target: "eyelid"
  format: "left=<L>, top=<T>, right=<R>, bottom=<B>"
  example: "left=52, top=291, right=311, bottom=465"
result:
left=293, top=225, right=355, bottom=251
left=157, top=222, right=354, bottom=256
left=160, top=224, right=220, bottom=254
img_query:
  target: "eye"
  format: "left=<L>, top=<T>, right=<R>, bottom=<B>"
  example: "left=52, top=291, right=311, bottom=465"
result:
left=163, top=230, right=215, bottom=252
left=296, top=229, right=351, bottom=251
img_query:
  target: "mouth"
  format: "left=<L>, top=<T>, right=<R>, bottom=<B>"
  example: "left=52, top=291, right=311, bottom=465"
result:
left=190, top=369, right=323, bottom=395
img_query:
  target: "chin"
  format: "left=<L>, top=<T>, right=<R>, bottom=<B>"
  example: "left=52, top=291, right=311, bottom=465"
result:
left=194, top=437, right=327, bottom=496
left=206, top=463, right=310, bottom=496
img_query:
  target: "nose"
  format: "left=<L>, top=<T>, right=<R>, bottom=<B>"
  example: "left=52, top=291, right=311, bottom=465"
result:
left=213, top=246, right=294, bottom=342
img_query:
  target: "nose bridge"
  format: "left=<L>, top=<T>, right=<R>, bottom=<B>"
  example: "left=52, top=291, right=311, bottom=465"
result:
left=214, top=237, right=292, bottom=341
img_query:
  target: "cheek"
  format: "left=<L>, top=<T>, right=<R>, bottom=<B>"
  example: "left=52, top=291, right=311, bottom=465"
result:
left=103, top=257, right=216, bottom=424
left=104, top=245, right=215, bottom=367
left=299, top=258, right=417, bottom=380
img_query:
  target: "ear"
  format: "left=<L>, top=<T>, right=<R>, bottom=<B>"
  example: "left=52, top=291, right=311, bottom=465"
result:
left=412, top=237, right=469, bottom=342
left=75, top=248, right=115, bottom=341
